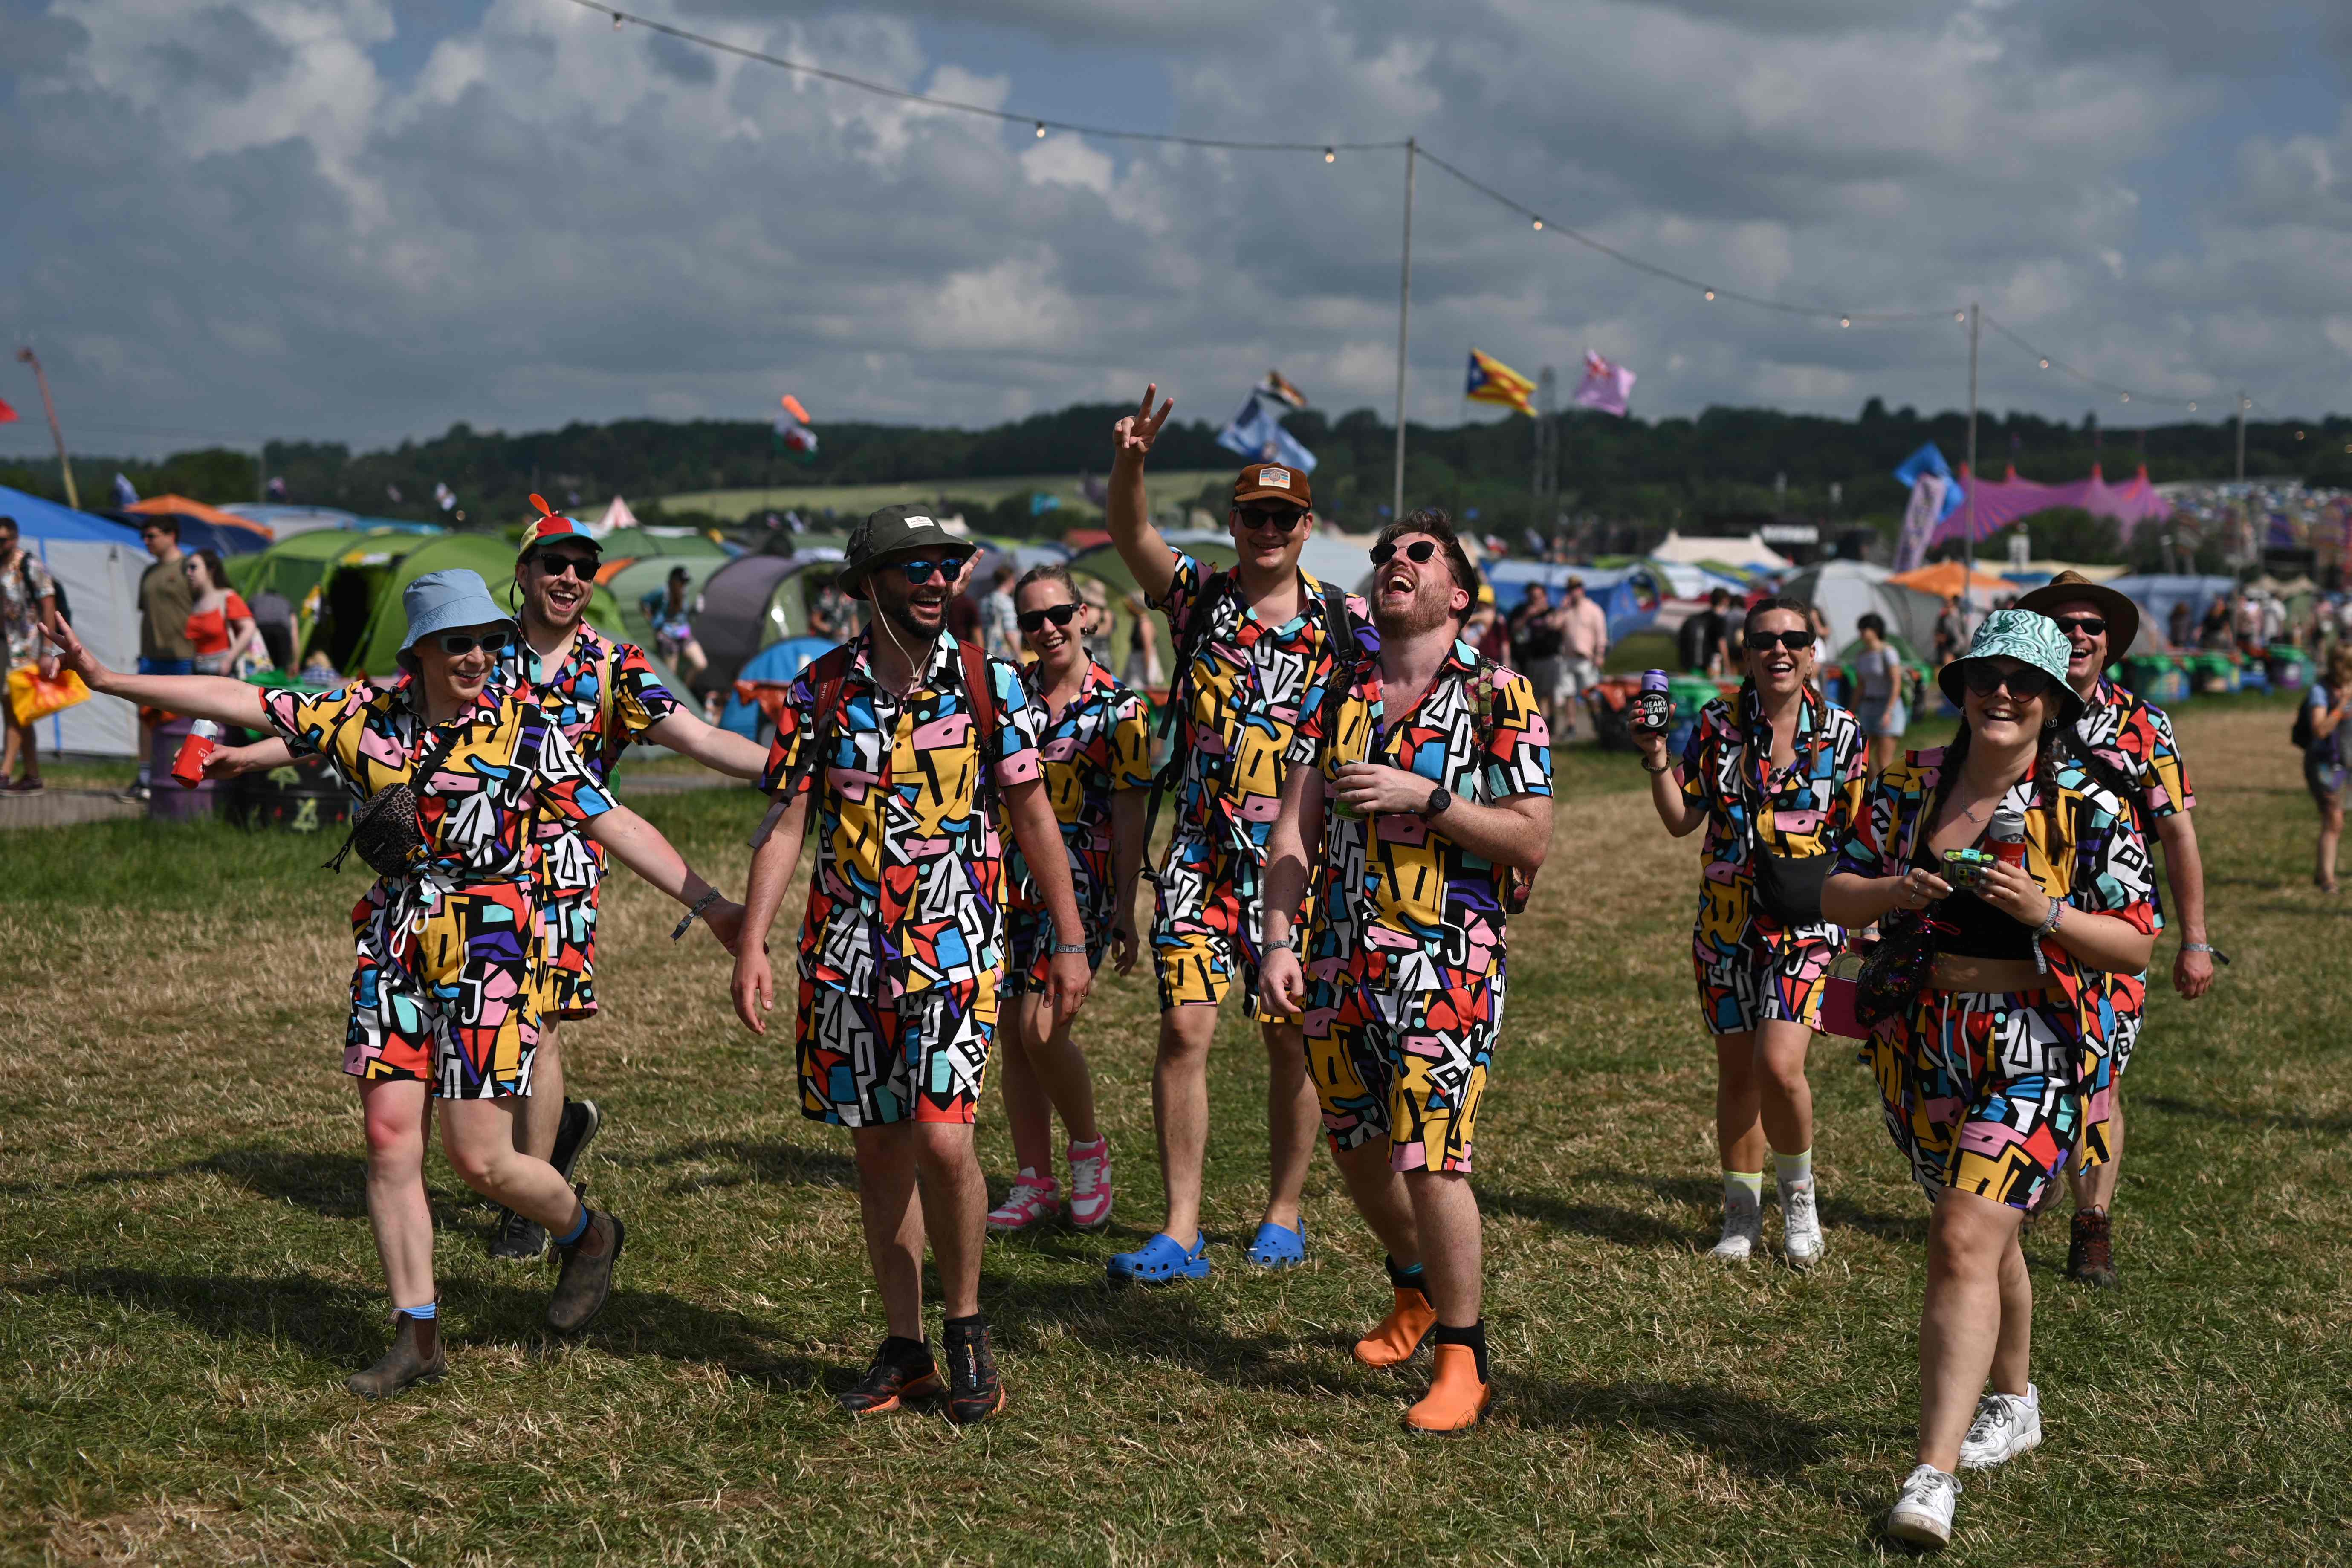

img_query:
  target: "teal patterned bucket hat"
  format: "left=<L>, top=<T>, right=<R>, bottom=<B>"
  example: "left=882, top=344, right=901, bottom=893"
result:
left=1940, top=608, right=2085, bottom=723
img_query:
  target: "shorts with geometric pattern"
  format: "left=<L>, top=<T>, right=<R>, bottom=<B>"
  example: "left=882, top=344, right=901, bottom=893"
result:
left=344, top=880, right=546, bottom=1100
left=1304, top=972, right=1501, bottom=1173
left=796, top=971, right=998, bottom=1127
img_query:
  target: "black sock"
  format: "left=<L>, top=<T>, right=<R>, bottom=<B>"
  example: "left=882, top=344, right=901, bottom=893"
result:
left=881, top=1334, right=932, bottom=1369
left=1432, top=1319, right=1489, bottom=1383
left=942, top=1313, right=986, bottom=1339
left=1385, top=1255, right=1431, bottom=1303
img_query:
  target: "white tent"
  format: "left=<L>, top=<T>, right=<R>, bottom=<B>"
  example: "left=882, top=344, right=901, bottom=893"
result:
left=596, top=495, right=640, bottom=535
left=1651, top=530, right=1793, bottom=573
left=3, top=485, right=145, bottom=758
left=1781, top=560, right=1941, bottom=658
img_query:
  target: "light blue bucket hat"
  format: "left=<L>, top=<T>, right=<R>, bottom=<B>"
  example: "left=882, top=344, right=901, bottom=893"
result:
left=1940, top=608, right=2085, bottom=723
left=400, top=569, right=517, bottom=655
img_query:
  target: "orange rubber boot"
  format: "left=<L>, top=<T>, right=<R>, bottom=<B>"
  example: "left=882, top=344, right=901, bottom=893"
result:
left=1354, top=1288, right=1439, bottom=1368
left=1405, top=1342, right=1491, bottom=1435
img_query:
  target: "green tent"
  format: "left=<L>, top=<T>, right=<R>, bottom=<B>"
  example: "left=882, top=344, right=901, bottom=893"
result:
left=345, top=532, right=626, bottom=678
left=598, top=527, right=729, bottom=564
left=231, top=529, right=418, bottom=626
left=611, top=554, right=729, bottom=660
left=302, top=533, right=444, bottom=673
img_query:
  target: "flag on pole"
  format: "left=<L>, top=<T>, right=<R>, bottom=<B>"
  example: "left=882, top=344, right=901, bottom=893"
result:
left=1258, top=369, right=1308, bottom=408
left=774, top=395, right=817, bottom=459
left=0, top=396, right=18, bottom=423
left=1571, top=350, right=1636, bottom=417
left=1216, top=385, right=1318, bottom=472
left=1464, top=349, right=1536, bottom=414
left=1891, top=443, right=1964, bottom=573
left=112, top=473, right=139, bottom=507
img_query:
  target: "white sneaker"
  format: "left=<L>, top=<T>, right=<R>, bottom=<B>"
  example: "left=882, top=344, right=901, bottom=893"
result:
left=1709, top=1186, right=1762, bottom=1261
left=1886, top=1464, right=1960, bottom=1549
left=1065, top=1137, right=1113, bottom=1231
left=1958, top=1383, right=2042, bottom=1470
left=1781, top=1179, right=1824, bottom=1269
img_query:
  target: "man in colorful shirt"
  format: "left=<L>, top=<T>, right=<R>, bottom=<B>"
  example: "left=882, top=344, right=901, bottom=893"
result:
left=1262, top=509, right=1553, bottom=1434
left=731, top=504, right=1092, bottom=1426
left=1102, top=385, right=1377, bottom=1285
left=2016, top=571, right=2213, bottom=1287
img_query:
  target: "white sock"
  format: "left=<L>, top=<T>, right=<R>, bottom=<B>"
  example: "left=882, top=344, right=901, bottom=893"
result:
left=1724, top=1170, right=1763, bottom=1204
left=1776, top=1149, right=1814, bottom=1192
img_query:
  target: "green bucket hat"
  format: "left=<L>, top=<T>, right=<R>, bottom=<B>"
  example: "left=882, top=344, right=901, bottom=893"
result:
left=1939, top=608, right=2086, bottom=723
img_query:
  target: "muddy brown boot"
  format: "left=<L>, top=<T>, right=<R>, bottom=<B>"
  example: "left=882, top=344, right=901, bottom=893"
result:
left=347, top=1308, right=448, bottom=1399
left=547, top=1197, right=625, bottom=1334
left=2066, top=1209, right=2116, bottom=1288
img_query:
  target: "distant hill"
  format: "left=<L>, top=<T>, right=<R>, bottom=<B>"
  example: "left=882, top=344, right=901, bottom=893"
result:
left=7, top=397, right=2342, bottom=540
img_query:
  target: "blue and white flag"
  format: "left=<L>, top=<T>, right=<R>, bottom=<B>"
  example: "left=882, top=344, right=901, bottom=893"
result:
left=1215, top=388, right=1317, bottom=473
left=111, top=472, right=139, bottom=507
left=1891, top=443, right=1964, bottom=573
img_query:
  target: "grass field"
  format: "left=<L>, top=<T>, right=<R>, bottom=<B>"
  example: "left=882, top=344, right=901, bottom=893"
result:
left=3, top=697, right=2346, bottom=1565
left=658, top=471, right=1229, bottom=526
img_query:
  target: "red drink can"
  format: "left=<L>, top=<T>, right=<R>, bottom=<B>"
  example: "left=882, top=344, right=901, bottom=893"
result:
left=171, top=720, right=222, bottom=788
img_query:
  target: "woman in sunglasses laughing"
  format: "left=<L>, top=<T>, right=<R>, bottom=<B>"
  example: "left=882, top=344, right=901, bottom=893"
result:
left=1822, top=611, right=2156, bottom=1548
left=38, top=570, right=745, bottom=1399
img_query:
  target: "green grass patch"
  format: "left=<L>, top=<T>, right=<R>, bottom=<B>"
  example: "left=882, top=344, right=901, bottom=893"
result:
left=2, top=702, right=2345, bottom=1564
left=659, top=471, right=1230, bottom=527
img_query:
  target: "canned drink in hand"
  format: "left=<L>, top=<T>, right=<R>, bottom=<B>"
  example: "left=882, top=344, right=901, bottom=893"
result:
left=1630, top=668, right=1672, bottom=735
left=171, top=719, right=222, bottom=789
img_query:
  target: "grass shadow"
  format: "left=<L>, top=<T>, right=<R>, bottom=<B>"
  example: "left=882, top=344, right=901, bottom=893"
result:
left=32, top=1146, right=374, bottom=1218
left=980, top=1267, right=1343, bottom=1397
left=2140, top=1094, right=2352, bottom=1137
left=606, top=1136, right=858, bottom=1195
left=1506, top=1376, right=1840, bottom=1478
left=1480, top=1186, right=1691, bottom=1250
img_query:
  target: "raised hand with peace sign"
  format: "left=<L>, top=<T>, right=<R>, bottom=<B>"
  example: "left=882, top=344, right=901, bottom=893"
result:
left=1105, top=382, right=1181, bottom=603
left=1111, top=383, right=1175, bottom=472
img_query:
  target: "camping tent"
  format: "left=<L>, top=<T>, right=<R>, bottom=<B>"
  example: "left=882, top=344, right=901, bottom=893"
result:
left=221, top=504, right=361, bottom=538
left=1780, top=560, right=1943, bottom=656
left=344, top=534, right=625, bottom=679
left=1889, top=561, right=2016, bottom=601
left=692, top=551, right=846, bottom=692
left=1650, top=530, right=1793, bottom=573
left=2101, top=575, right=2242, bottom=655
left=596, top=527, right=730, bottom=567
left=121, top=495, right=273, bottom=552
left=611, top=555, right=729, bottom=654
left=301, top=534, right=441, bottom=673
left=1, top=485, right=145, bottom=757
left=1484, top=561, right=1663, bottom=641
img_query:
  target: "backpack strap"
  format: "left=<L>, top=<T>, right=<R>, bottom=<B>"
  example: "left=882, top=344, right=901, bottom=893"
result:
left=749, top=642, right=855, bottom=850
left=1311, top=582, right=1363, bottom=771
left=1138, top=571, right=1228, bottom=888
left=957, top=638, right=1000, bottom=818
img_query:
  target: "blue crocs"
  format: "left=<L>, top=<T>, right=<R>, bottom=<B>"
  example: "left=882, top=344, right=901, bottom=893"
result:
left=1243, top=1218, right=1308, bottom=1270
left=1106, top=1230, right=1212, bottom=1286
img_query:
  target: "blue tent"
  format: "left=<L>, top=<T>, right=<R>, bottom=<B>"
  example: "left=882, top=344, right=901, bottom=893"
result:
left=0, top=486, right=148, bottom=756
left=2102, top=575, right=2240, bottom=655
left=719, top=636, right=838, bottom=739
left=1484, top=560, right=1665, bottom=642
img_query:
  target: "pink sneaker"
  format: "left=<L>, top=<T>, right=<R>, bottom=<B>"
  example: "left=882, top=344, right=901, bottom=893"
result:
left=1066, top=1138, right=1113, bottom=1231
left=987, top=1171, right=1059, bottom=1235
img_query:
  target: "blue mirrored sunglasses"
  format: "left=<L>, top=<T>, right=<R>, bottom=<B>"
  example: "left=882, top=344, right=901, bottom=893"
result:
left=893, top=556, right=972, bottom=585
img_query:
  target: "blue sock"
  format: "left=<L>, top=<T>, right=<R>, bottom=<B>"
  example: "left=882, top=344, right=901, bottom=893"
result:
left=397, top=1301, right=437, bottom=1320
left=553, top=1206, right=590, bottom=1247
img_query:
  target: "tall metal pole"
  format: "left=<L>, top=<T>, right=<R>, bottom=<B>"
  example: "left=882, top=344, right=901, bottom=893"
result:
left=2235, top=390, right=2247, bottom=484
left=1391, top=137, right=1415, bottom=524
left=1964, top=302, right=1980, bottom=622
left=15, top=347, right=79, bottom=510
left=2235, top=390, right=2250, bottom=570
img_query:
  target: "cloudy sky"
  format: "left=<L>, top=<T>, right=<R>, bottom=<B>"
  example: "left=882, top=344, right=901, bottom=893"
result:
left=3, top=0, right=2349, bottom=461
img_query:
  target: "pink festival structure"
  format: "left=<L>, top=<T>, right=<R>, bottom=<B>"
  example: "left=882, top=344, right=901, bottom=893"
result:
left=1929, top=463, right=2177, bottom=545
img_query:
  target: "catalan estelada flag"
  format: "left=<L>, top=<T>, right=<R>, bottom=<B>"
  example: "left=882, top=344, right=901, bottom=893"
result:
left=1464, top=348, right=1536, bottom=414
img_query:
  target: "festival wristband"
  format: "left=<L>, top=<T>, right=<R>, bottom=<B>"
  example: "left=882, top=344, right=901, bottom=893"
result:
left=1053, top=941, right=1089, bottom=955
left=2181, top=941, right=2231, bottom=964
left=671, top=888, right=725, bottom=941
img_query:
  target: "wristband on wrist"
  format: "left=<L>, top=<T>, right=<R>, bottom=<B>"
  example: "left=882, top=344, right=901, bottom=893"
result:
left=1053, top=940, right=1089, bottom=955
left=1642, top=758, right=1673, bottom=775
left=2181, top=941, right=2230, bottom=963
left=671, top=888, right=724, bottom=941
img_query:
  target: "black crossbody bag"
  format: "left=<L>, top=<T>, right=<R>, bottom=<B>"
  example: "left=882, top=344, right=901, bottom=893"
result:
left=1738, top=720, right=1830, bottom=925
left=323, top=709, right=473, bottom=878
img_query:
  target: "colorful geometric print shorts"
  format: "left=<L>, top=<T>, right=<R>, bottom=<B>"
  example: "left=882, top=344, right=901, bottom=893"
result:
left=344, top=881, right=546, bottom=1100
left=796, top=971, right=999, bottom=1127
left=1692, top=919, right=1839, bottom=1036
left=1865, top=987, right=2099, bottom=1212
left=1002, top=905, right=1107, bottom=997
left=540, top=880, right=601, bottom=1019
left=1150, top=835, right=1302, bottom=1024
left=1304, top=972, right=1501, bottom=1173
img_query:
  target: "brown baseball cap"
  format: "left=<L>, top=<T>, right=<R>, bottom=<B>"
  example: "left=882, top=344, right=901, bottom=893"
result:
left=1232, top=461, right=1312, bottom=509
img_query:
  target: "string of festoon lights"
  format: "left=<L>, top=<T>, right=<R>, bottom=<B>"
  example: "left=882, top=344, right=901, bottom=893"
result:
left=561, top=0, right=2288, bottom=433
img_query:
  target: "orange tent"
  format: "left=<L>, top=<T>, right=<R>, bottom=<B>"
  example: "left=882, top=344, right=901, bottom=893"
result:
left=124, top=494, right=275, bottom=543
left=1889, top=560, right=2013, bottom=600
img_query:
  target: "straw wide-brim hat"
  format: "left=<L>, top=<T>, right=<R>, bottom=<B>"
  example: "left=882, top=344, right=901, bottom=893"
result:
left=1938, top=608, right=2087, bottom=724
left=2015, top=569, right=2140, bottom=657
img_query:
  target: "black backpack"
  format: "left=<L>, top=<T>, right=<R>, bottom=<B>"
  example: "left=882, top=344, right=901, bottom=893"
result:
left=18, top=553, right=67, bottom=626
left=2291, top=695, right=2316, bottom=752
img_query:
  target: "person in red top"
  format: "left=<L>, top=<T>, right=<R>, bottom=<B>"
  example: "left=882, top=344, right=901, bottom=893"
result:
left=181, top=548, right=261, bottom=674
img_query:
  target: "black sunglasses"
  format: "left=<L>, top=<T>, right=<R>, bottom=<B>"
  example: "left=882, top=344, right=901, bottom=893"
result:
left=2051, top=615, right=2106, bottom=637
left=1960, top=661, right=2057, bottom=701
left=1235, top=506, right=1311, bottom=534
left=894, top=556, right=972, bottom=585
left=1747, top=630, right=1815, bottom=653
left=434, top=630, right=512, bottom=656
left=1369, top=539, right=1439, bottom=566
left=1018, top=602, right=1082, bottom=633
left=536, top=554, right=597, bottom=581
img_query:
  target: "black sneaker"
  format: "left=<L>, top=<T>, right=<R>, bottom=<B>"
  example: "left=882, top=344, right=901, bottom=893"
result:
left=550, top=1098, right=601, bottom=1184
left=942, top=1320, right=1006, bottom=1426
left=2066, top=1209, right=2117, bottom=1288
left=487, top=1206, right=548, bottom=1261
left=839, top=1339, right=941, bottom=1414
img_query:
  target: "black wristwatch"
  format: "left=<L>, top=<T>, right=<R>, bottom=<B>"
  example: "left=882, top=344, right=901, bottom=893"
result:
left=1420, top=786, right=1452, bottom=819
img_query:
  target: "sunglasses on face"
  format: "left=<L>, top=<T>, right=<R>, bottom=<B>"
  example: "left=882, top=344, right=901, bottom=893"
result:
left=1017, top=602, right=1082, bottom=634
left=537, top=555, right=596, bottom=581
left=1236, top=506, right=1310, bottom=534
left=434, top=630, right=512, bottom=657
left=894, top=556, right=971, bottom=586
left=1748, top=630, right=1815, bottom=654
left=2051, top=615, right=2107, bottom=638
left=1960, top=661, right=2056, bottom=702
left=1369, top=539, right=1439, bottom=567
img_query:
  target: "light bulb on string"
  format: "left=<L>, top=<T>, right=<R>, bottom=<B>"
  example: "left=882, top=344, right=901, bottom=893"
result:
left=1323, top=147, right=1335, bottom=164
left=1703, top=289, right=1715, bottom=301
left=1531, top=218, right=1543, bottom=231
left=1955, top=311, right=1966, bottom=323
left=2120, top=393, right=2130, bottom=403
left=611, top=10, right=622, bottom=26
left=1839, top=315, right=1851, bottom=328
left=1034, top=122, right=1047, bottom=138
left=2039, top=359, right=2050, bottom=370
left=2187, top=402, right=2198, bottom=412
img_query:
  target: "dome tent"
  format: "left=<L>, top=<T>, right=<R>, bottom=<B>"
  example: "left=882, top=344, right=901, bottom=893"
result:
left=343, top=533, right=625, bottom=679
left=0, top=484, right=145, bottom=757
left=1779, top=561, right=1942, bottom=658
left=691, top=550, right=845, bottom=694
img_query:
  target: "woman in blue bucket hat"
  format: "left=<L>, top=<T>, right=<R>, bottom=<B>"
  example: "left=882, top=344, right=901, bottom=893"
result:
left=1823, top=610, right=2158, bottom=1548
left=38, top=571, right=745, bottom=1398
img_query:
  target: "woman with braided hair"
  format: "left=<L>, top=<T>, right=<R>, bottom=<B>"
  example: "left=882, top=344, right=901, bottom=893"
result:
left=1824, top=611, right=2156, bottom=1549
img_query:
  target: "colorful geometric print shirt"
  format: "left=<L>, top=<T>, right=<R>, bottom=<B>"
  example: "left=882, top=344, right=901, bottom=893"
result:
left=1678, top=687, right=1869, bottom=938
left=2073, top=678, right=2195, bottom=822
left=758, top=628, right=1042, bottom=999
left=1835, top=747, right=2159, bottom=1041
left=496, top=626, right=682, bottom=896
left=1007, top=657, right=1155, bottom=939
left=262, top=683, right=614, bottom=957
left=1149, top=551, right=1380, bottom=865
left=1292, top=639, right=1553, bottom=990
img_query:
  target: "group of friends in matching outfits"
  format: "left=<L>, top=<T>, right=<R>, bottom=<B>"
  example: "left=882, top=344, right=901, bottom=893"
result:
left=33, top=387, right=2217, bottom=1549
